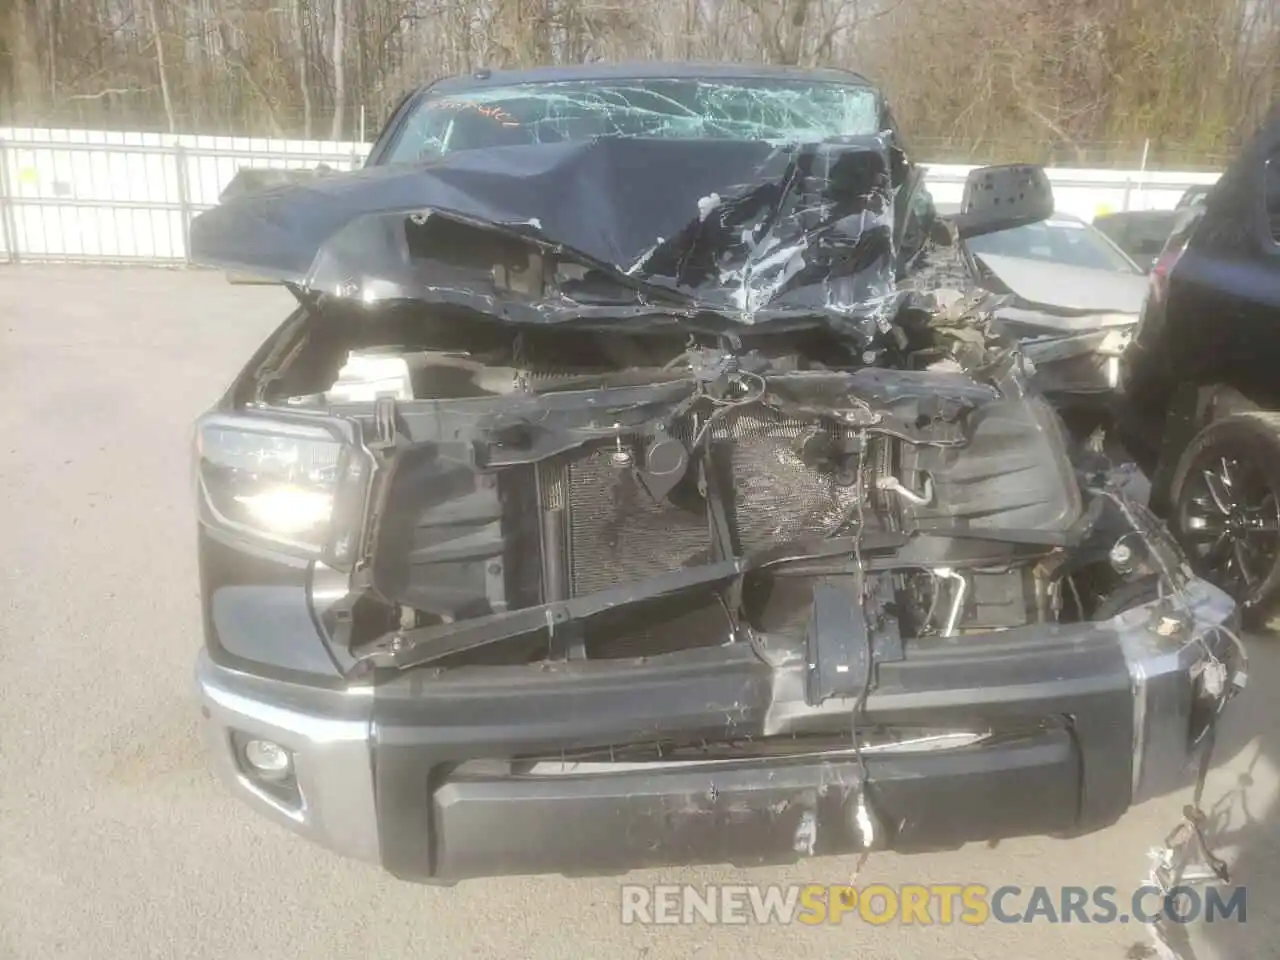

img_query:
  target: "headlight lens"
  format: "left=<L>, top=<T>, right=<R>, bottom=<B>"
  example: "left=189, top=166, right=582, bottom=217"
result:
left=233, top=485, right=335, bottom=535
left=196, top=414, right=367, bottom=561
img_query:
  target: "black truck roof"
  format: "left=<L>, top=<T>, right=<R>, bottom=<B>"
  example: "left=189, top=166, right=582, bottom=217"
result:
left=426, top=61, right=874, bottom=95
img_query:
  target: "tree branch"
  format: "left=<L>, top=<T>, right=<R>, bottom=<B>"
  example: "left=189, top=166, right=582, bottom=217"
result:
left=66, top=86, right=155, bottom=100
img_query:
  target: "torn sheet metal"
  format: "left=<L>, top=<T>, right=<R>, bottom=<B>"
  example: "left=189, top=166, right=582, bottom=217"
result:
left=188, top=135, right=900, bottom=342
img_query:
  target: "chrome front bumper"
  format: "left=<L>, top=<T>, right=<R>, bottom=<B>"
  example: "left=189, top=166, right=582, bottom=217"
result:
left=194, top=650, right=380, bottom=863
left=194, top=577, right=1239, bottom=876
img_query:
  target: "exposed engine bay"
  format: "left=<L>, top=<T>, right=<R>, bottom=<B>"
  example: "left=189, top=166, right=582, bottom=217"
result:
left=241, top=301, right=1186, bottom=689
left=181, top=131, right=1212, bottom=682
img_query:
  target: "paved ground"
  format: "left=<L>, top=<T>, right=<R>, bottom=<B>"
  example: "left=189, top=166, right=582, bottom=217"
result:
left=0, top=265, right=1277, bottom=960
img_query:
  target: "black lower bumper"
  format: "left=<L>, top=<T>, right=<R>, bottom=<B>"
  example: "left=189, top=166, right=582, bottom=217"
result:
left=195, top=578, right=1237, bottom=882
left=370, top=632, right=1129, bottom=882
left=425, top=729, right=1078, bottom=879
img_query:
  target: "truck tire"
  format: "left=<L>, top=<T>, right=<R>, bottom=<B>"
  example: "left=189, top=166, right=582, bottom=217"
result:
left=1169, top=412, right=1280, bottom=628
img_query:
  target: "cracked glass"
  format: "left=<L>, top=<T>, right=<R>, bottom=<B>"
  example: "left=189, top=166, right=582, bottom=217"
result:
left=385, top=78, right=883, bottom=162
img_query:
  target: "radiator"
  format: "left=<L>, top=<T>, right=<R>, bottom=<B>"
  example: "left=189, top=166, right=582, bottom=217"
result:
left=558, top=409, right=886, bottom=598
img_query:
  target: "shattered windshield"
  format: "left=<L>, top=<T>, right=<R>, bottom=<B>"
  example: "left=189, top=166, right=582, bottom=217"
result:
left=384, top=78, right=882, bottom=163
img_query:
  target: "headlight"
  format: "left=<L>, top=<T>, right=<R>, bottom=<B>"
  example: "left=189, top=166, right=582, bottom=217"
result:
left=195, top=413, right=370, bottom=563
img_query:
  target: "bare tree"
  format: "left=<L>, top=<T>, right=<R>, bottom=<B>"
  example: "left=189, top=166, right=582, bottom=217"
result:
left=0, top=0, right=1273, bottom=168
left=291, top=0, right=313, bottom=137
left=330, top=0, right=347, bottom=140
left=144, top=0, right=175, bottom=132
left=736, top=0, right=817, bottom=65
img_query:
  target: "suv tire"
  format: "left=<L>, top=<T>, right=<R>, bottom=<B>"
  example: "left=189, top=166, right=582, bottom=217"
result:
left=1170, top=412, right=1280, bottom=628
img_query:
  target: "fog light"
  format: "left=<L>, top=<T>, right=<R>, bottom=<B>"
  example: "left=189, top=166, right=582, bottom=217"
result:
left=242, top=739, right=292, bottom=780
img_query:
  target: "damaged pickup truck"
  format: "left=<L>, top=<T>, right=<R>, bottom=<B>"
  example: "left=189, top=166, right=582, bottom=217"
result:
left=190, top=63, right=1243, bottom=883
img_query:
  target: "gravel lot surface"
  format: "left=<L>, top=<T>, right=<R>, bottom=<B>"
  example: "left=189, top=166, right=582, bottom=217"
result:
left=1, top=265, right=1276, bottom=960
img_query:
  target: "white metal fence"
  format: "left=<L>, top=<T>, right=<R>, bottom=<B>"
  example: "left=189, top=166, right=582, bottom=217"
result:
left=0, top=127, right=1222, bottom=265
left=0, top=128, right=368, bottom=263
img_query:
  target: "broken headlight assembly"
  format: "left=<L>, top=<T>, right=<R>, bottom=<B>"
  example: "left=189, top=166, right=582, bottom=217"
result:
left=195, top=413, right=372, bottom=566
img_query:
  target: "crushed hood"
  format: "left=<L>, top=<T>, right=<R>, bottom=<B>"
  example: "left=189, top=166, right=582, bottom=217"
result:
left=976, top=253, right=1145, bottom=377
left=188, top=136, right=901, bottom=341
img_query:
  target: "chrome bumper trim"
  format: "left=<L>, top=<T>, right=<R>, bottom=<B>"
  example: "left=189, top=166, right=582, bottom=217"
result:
left=194, top=650, right=380, bottom=863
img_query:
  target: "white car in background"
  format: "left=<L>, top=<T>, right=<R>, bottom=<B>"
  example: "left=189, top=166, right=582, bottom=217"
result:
left=938, top=205, right=1150, bottom=426
left=964, top=210, right=1147, bottom=278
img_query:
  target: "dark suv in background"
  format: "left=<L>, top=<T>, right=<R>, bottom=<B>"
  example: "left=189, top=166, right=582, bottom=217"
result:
left=1119, top=106, right=1280, bottom=624
left=1093, top=184, right=1218, bottom=272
